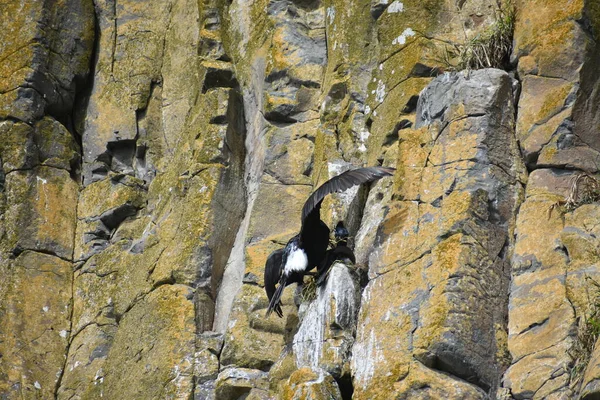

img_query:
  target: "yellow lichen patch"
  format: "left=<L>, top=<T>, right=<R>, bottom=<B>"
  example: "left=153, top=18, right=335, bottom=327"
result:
left=394, top=361, right=486, bottom=399
left=376, top=0, right=443, bottom=60
left=280, top=367, right=342, bottom=399
left=367, top=77, right=431, bottom=166
left=0, top=121, right=35, bottom=170
left=520, top=108, right=570, bottom=157
left=246, top=181, right=310, bottom=244
left=508, top=267, right=572, bottom=351
left=495, top=323, right=512, bottom=367
left=194, top=124, right=228, bottom=163
left=514, top=0, right=583, bottom=47
left=269, top=350, right=297, bottom=393
left=415, top=288, right=451, bottom=350
left=397, top=126, right=431, bottom=200
left=78, top=175, right=145, bottom=220
left=33, top=168, right=78, bottom=253
left=150, top=167, right=221, bottom=285
left=99, top=284, right=196, bottom=399
left=0, top=251, right=72, bottom=399
left=439, top=190, right=478, bottom=228
left=352, top=259, right=428, bottom=399
left=515, top=0, right=583, bottom=79
left=221, top=285, right=288, bottom=370
left=4, top=167, right=78, bottom=259
left=428, top=118, right=479, bottom=167
left=432, top=233, right=463, bottom=271
left=535, top=82, right=573, bottom=124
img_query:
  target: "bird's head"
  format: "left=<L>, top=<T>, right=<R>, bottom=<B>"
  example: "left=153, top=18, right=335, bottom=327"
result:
left=333, top=221, right=349, bottom=245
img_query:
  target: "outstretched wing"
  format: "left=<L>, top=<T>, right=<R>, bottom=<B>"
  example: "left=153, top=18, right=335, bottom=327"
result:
left=301, top=166, right=395, bottom=224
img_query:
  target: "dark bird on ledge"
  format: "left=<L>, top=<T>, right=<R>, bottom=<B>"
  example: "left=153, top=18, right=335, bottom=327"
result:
left=264, top=166, right=395, bottom=317
left=316, top=221, right=356, bottom=287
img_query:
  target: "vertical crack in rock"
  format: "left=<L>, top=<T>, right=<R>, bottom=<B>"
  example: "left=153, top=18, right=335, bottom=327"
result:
left=54, top=258, right=78, bottom=398
left=196, top=86, right=248, bottom=333
left=213, top=58, right=267, bottom=333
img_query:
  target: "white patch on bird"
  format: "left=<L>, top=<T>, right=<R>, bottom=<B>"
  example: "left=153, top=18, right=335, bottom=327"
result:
left=284, top=246, right=308, bottom=274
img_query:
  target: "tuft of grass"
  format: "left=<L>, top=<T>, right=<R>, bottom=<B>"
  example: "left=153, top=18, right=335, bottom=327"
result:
left=569, top=277, right=600, bottom=391
left=565, top=173, right=600, bottom=211
left=549, top=173, right=600, bottom=218
left=431, top=0, right=515, bottom=71
left=301, top=275, right=317, bottom=303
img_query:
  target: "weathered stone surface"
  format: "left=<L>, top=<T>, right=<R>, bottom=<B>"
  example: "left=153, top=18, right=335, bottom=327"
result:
left=220, top=284, right=290, bottom=371
left=5, top=167, right=78, bottom=259
left=56, top=321, right=117, bottom=399
left=394, top=361, right=487, bottom=399
left=279, top=367, right=342, bottom=400
left=61, top=284, right=196, bottom=399
left=82, top=0, right=171, bottom=183
left=0, top=116, right=79, bottom=261
left=74, top=175, right=146, bottom=260
left=351, top=69, right=523, bottom=399
left=0, top=121, right=38, bottom=172
left=0, top=117, right=80, bottom=175
left=215, top=367, right=269, bottom=400
left=7, top=0, right=600, bottom=398
left=263, top=1, right=326, bottom=123
left=0, top=251, right=72, bottom=400
left=0, top=0, right=95, bottom=122
left=360, top=0, right=503, bottom=167
left=503, top=169, right=600, bottom=398
left=293, top=263, right=359, bottom=379
left=513, top=0, right=600, bottom=171
left=503, top=169, right=576, bottom=399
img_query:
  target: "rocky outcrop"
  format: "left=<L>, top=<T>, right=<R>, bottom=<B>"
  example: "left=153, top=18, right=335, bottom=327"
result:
left=3, top=0, right=600, bottom=399
left=502, top=1, right=600, bottom=399
left=351, top=68, right=524, bottom=399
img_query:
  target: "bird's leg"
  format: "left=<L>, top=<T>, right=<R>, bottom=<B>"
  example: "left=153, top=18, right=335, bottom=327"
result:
left=304, top=271, right=318, bottom=277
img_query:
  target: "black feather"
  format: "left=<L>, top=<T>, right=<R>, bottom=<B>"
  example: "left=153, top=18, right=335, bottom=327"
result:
left=316, top=245, right=355, bottom=286
left=301, top=166, right=395, bottom=225
left=266, top=279, right=286, bottom=318
left=316, top=221, right=356, bottom=286
left=264, top=249, right=284, bottom=317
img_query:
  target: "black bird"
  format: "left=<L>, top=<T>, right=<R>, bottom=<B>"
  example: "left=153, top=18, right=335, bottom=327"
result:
left=316, top=221, right=356, bottom=287
left=264, top=166, right=394, bottom=317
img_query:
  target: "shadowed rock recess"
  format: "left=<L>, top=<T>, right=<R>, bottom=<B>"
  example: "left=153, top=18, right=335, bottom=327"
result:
left=2, top=0, right=600, bottom=399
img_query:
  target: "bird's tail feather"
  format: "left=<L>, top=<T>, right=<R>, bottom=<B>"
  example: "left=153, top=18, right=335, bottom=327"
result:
left=266, top=280, right=286, bottom=317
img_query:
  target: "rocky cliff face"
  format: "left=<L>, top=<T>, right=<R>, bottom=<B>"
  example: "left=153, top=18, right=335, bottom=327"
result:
left=1, top=0, right=600, bottom=399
